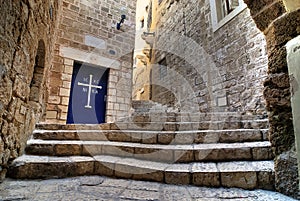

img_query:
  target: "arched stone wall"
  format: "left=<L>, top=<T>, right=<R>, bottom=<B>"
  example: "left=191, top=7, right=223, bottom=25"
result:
left=0, top=0, right=61, bottom=180
left=30, top=40, right=46, bottom=102
left=244, top=0, right=300, bottom=198
left=29, top=39, right=48, bottom=122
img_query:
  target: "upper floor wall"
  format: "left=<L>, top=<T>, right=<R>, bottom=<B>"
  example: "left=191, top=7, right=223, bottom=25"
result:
left=46, top=0, right=137, bottom=123
left=150, top=0, right=268, bottom=115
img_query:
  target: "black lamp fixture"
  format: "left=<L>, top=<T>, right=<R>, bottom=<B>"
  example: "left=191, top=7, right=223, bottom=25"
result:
left=116, top=14, right=126, bottom=30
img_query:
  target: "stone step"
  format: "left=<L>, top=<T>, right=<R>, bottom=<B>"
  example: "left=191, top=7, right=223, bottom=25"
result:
left=25, top=140, right=273, bottom=163
left=33, top=129, right=268, bottom=144
left=36, top=120, right=268, bottom=131
left=131, top=100, right=173, bottom=110
left=123, top=112, right=268, bottom=122
left=8, top=154, right=275, bottom=190
left=116, top=113, right=268, bottom=123
left=113, top=120, right=269, bottom=130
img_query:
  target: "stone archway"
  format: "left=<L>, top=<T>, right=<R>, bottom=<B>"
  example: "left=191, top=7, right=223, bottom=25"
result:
left=29, top=40, right=46, bottom=121
left=243, top=0, right=300, bottom=198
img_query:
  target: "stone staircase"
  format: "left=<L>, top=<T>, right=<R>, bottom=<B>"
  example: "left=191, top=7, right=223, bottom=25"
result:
left=8, top=101, right=275, bottom=190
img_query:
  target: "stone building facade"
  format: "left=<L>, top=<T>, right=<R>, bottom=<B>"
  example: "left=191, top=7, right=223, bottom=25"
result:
left=134, top=0, right=300, bottom=198
left=1, top=0, right=300, bottom=199
left=149, top=0, right=268, bottom=115
left=0, top=0, right=60, bottom=179
left=0, top=0, right=137, bottom=179
left=46, top=0, right=136, bottom=124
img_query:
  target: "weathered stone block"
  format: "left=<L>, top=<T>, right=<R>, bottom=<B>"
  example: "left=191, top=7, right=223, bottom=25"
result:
left=54, top=144, right=81, bottom=156
left=94, top=161, right=115, bottom=176
left=163, top=123, right=177, bottom=131
left=252, top=147, right=274, bottom=160
left=165, top=164, right=191, bottom=185
left=275, top=151, right=299, bottom=197
left=174, top=150, right=194, bottom=163
left=158, top=133, right=174, bottom=144
left=132, top=169, right=164, bottom=182
left=71, top=156, right=94, bottom=175
left=114, top=164, right=133, bottom=179
left=135, top=148, right=174, bottom=162
left=174, top=133, right=194, bottom=144
left=25, top=144, right=54, bottom=156
left=221, top=172, right=257, bottom=189
left=102, top=145, right=133, bottom=157
left=107, top=132, right=131, bottom=142
left=258, top=171, right=275, bottom=190
left=82, top=145, right=102, bottom=156
left=142, top=133, right=158, bottom=144
left=252, top=1, right=286, bottom=31
left=192, top=163, right=220, bottom=187
left=195, top=147, right=252, bottom=161
left=46, top=111, right=58, bottom=119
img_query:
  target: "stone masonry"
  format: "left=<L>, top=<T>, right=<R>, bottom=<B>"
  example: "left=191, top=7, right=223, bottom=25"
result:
left=46, top=0, right=136, bottom=124
left=0, top=176, right=297, bottom=200
left=1, top=0, right=300, bottom=200
left=150, top=0, right=268, bottom=115
left=0, top=0, right=60, bottom=180
left=244, top=0, right=300, bottom=199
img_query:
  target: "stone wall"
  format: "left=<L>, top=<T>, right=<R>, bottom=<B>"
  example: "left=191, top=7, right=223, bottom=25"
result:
left=132, top=0, right=152, bottom=100
left=0, top=0, right=60, bottom=180
left=46, top=0, right=136, bottom=123
left=150, top=0, right=268, bottom=115
left=244, top=0, right=300, bottom=199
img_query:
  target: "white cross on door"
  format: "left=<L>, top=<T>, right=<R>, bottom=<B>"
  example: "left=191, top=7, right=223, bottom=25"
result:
left=77, top=74, right=102, bottom=109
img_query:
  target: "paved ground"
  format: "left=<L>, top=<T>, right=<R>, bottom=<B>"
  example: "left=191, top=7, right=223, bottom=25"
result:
left=0, top=176, right=296, bottom=201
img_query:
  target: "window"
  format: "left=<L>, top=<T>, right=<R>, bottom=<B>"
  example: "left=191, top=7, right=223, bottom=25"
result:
left=159, top=58, right=167, bottom=79
left=210, top=0, right=247, bottom=31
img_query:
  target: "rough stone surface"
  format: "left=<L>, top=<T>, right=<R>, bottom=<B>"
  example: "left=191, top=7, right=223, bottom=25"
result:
left=243, top=1, right=300, bottom=198
left=0, top=176, right=297, bottom=201
left=192, top=163, right=220, bottom=187
left=150, top=0, right=268, bottom=116
left=0, top=0, right=60, bottom=180
left=275, top=150, right=300, bottom=199
left=2, top=0, right=300, bottom=199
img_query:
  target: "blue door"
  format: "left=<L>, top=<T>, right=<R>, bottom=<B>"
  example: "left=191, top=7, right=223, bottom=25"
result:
left=67, top=62, right=109, bottom=124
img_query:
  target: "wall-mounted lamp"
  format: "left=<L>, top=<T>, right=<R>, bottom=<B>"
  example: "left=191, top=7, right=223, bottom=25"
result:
left=116, top=14, right=126, bottom=30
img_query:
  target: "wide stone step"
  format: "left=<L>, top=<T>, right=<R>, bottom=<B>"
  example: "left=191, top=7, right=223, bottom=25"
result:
left=120, top=112, right=268, bottom=122
left=33, top=129, right=268, bottom=144
left=36, top=120, right=268, bottom=131
left=25, top=140, right=273, bottom=163
left=8, top=155, right=274, bottom=190
left=113, top=120, right=269, bottom=130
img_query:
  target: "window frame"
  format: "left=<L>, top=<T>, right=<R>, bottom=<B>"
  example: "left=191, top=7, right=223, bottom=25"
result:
left=210, top=0, right=247, bottom=32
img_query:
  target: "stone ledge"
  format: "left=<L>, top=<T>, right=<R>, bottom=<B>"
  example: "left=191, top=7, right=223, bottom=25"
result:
left=8, top=155, right=275, bottom=190
left=25, top=140, right=273, bottom=162
left=32, top=129, right=267, bottom=144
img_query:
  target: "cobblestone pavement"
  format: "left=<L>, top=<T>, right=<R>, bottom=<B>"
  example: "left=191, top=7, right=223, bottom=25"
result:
left=0, top=176, right=297, bottom=201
